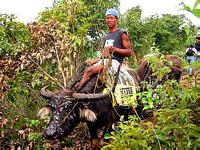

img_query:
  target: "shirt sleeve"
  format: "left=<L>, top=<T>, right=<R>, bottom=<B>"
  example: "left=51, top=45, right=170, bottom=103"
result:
left=193, top=48, right=198, bottom=54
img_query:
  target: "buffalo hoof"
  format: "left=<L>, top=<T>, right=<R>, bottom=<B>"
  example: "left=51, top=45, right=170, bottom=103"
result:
left=91, top=139, right=100, bottom=150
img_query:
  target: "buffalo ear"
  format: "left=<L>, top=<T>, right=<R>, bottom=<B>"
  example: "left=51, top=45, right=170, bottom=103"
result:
left=37, top=106, right=52, bottom=119
left=79, top=108, right=97, bottom=122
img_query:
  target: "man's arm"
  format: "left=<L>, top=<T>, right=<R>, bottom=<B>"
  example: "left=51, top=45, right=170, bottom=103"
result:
left=109, top=32, right=132, bottom=57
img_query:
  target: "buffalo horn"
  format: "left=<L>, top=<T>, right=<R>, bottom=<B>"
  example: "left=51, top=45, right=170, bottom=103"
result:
left=40, top=85, right=54, bottom=98
left=72, top=92, right=110, bottom=100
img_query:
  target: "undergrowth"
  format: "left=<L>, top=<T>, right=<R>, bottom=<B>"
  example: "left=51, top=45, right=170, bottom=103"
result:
left=103, top=80, right=200, bottom=150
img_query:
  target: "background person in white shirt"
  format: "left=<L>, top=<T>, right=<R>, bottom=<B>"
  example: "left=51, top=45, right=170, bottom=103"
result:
left=185, top=45, right=197, bottom=75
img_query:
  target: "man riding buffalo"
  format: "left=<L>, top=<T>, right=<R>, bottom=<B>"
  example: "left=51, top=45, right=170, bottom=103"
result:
left=75, top=8, right=132, bottom=91
left=39, top=9, right=134, bottom=149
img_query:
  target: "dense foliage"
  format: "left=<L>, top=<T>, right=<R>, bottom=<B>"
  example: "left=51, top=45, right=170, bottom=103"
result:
left=120, top=7, right=197, bottom=66
left=103, top=80, right=200, bottom=149
left=0, top=0, right=199, bottom=149
left=0, top=14, right=31, bottom=56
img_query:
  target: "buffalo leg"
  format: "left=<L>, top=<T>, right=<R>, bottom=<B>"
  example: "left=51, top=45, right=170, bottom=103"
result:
left=87, top=122, right=99, bottom=150
left=136, top=97, right=144, bottom=119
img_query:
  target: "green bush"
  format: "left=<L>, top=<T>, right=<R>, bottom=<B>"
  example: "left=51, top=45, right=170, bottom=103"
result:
left=103, top=79, right=200, bottom=149
left=0, top=14, right=31, bottom=56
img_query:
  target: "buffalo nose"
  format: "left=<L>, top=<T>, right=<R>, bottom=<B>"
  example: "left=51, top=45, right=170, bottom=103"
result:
left=43, top=129, right=57, bottom=139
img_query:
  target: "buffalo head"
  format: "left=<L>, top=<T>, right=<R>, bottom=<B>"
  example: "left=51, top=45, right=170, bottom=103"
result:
left=39, top=86, right=110, bottom=140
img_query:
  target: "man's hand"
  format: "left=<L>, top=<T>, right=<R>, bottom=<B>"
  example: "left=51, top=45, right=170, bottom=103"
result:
left=109, top=46, right=117, bottom=53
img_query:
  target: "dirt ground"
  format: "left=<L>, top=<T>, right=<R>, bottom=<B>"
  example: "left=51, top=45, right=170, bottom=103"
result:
left=180, top=70, right=200, bottom=87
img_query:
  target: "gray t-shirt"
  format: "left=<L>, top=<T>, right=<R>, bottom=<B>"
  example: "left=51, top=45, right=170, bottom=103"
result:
left=103, top=28, right=125, bottom=63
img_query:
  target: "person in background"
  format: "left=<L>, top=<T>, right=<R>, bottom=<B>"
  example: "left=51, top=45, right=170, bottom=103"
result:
left=185, top=45, right=197, bottom=75
left=75, top=8, right=132, bottom=91
left=195, top=36, right=200, bottom=60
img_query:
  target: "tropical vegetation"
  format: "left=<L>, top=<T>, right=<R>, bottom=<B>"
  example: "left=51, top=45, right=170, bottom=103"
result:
left=0, top=0, right=199, bottom=149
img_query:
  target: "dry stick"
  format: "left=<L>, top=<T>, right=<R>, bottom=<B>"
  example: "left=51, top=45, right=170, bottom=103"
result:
left=24, top=82, right=46, bottom=106
left=7, top=91, right=26, bottom=117
left=28, top=55, right=65, bottom=89
left=61, top=102, right=79, bottom=126
left=55, top=47, right=67, bottom=88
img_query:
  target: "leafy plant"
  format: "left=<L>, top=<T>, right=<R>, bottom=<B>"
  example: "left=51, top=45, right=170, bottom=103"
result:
left=137, top=87, right=158, bottom=110
left=104, top=107, right=199, bottom=149
left=28, top=133, right=43, bottom=142
left=155, top=108, right=200, bottom=149
left=0, top=0, right=199, bottom=149
left=103, top=74, right=199, bottom=149
left=0, top=14, right=31, bottom=56
left=182, top=0, right=200, bottom=18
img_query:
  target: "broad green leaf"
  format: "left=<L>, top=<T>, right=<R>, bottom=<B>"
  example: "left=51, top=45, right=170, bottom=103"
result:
left=104, top=133, right=112, bottom=140
left=192, top=9, right=200, bottom=18
left=193, top=0, right=200, bottom=9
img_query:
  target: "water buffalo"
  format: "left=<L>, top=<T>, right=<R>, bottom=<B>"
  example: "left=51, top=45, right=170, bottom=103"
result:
left=38, top=54, right=182, bottom=149
left=38, top=66, right=141, bottom=149
left=137, top=54, right=182, bottom=88
left=39, top=86, right=120, bottom=149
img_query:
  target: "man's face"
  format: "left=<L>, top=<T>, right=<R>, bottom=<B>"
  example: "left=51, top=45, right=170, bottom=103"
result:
left=105, top=15, right=118, bottom=28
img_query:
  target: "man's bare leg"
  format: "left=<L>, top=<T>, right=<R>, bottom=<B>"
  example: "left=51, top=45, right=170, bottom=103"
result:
left=76, top=63, right=103, bottom=91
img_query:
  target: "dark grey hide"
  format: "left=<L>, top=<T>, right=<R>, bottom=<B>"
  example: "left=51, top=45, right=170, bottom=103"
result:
left=40, top=86, right=119, bottom=140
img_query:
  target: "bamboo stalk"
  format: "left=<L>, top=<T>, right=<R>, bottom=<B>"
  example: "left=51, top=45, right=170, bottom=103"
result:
left=55, top=47, right=67, bottom=88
